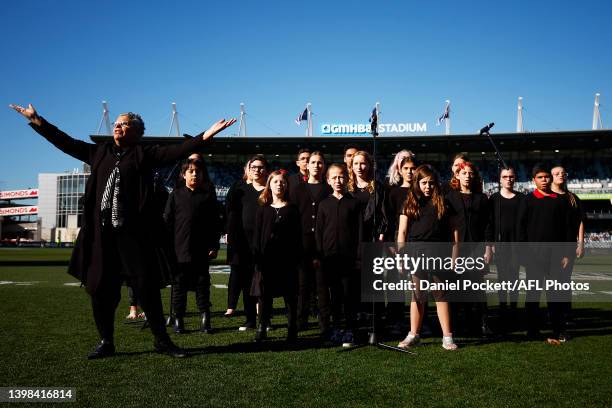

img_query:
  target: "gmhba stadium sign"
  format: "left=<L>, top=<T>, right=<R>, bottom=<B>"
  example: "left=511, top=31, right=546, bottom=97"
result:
left=321, top=122, right=427, bottom=135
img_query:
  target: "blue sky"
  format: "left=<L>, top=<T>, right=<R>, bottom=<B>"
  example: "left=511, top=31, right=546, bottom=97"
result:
left=1, top=0, right=610, bottom=189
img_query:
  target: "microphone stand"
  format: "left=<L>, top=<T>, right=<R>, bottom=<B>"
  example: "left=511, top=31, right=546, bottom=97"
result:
left=481, top=127, right=507, bottom=242
left=343, top=118, right=414, bottom=354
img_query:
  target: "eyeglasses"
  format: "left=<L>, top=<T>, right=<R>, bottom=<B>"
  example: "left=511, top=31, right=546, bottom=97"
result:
left=249, top=165, right=265, bottom=171
left=113, top=121, right=130, bottom=128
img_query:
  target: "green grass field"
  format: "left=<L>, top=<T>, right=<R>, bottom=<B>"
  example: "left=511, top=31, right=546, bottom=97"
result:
left=1, top=248, right=611, bottom=407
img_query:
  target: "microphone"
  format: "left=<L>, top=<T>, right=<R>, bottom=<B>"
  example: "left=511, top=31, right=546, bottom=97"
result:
left=479, top=122, right=495, bottom=135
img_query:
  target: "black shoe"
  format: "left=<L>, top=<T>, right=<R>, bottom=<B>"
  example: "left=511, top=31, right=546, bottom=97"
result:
left=154, top=338, right=188, bottom=358
left=87, top=339, right=115, bottom=360
left=200, top=311, right=213, bottom=334
left=255, top=324, right=267, bottom=342
left=173, top=317, right=185, bottom=334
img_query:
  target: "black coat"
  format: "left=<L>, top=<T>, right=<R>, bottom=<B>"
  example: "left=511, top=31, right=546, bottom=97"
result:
left=30, top=118, right=210, bottom=294
left=251, top=204, right=302, bottom=297
left=445, top=190, right=492, bottom=243
left=164, top=184, right=221, bottom=265
left=290, top=181, right=332, bottom=253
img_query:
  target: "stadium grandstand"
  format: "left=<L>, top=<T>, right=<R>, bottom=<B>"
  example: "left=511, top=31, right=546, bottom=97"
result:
left=3, top=129, right=611, bottom=245
left=93, top=128, right=612, bottom=243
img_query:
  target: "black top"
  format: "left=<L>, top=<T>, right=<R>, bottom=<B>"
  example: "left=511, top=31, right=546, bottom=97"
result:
left=29, top=118, right=210, bottom=294
left=385, top=185, right=410, bottom=241
left=560, top=192, right=585, bottom=242
left=288, top=172, right=308, bottom=200
left=352, top=184, right=387, bottom=242
left=518, top=190, right=574, bottom=242
left=316, top=193, right=363, bottom=259
left=487, top=192, right=524, bottom=242
left=252, top=204, right=302, bottom=296
left=164, top=184, right=221, bottom=263
left=290, top=181, right=332, bottom=253
left=407, top=198, right=453, bottom=242
left=446, top=190, right=492, bottom=243
left=225, top=181, right=263, bottom=265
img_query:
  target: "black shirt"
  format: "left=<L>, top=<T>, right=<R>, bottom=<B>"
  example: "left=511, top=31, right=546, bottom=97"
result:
left=316, top=193, right=362, bottom=259
left=446, top=190, right=491, bottom=243
left=518, top=190, right=573, bottom=242
left=291, top=181, right=332, bottom=252
left=407, top=198, right=453, bottom=242
left=164, top=184, right=221, bottom=263
left=288, top=172, right=308, bottom=200
left=488, top=192, right=524, bottom=242
left=385, top=185, right=410, bottom=241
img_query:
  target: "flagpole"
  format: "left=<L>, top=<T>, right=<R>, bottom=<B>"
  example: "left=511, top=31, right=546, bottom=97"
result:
left=307, top=103, right=312, bottom=137
left=445, top=100, right=450, bottom=135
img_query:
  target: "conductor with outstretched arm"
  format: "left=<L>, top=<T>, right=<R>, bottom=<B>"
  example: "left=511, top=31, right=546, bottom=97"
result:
left=10, top=103, right=235, bottom=359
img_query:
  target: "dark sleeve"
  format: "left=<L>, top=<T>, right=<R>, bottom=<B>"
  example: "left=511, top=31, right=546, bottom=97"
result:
left=208, top=192, right=222, bottom=251
left=252, top=206, right=264, bottom=261
left=356, top=201, right=365, bottom=262
left=315, top=203, right=326, bottom=257
left=517, top=195, right=528, bottom=242
left=376, top=184, right=388, bottom=238
left=575, top=194, right=586, bottom=224
left=163, top=191, right=176, bottom=251
left=291, top=206, right=304, bottom=262
left=483, top=195, right=494, bottom=243
left=163, top=191, right=175, bottom=228
left=29, top=118, right=97, bottom=165
left=144, top=134, right=209, bottom=166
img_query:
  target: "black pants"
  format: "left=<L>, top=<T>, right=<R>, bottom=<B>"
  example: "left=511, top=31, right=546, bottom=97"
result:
left=297, top=253, right=317, bottom=322
left=172, top=262, right=211, bottom=317
left=233, top=263, right=257, bottom=324
left=322, top=255, right=358, bottom=331
left=525, top=247, right=570, bottom=337
left=258, top=293, right=297, bottom=334
left=93, top=228, right=167, bottom=342
left=127, top=286, right=138, bottom=307
left=496, top=244, right=520, bottom=305
left=227, top=264, right=241, bottom=310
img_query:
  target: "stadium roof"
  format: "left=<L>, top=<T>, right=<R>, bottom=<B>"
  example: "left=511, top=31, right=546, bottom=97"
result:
left=91, top=129, right=612, bottom=156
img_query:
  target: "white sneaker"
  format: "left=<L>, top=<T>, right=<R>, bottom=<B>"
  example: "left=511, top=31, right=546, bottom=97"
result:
left=442, top=335, right=458, bottom=350
left=398, top=332, right=420, bottom=349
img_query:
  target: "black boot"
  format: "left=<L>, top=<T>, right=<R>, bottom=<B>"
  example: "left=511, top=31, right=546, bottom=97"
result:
left=173, top=316, right=185, bottom=334
left=87, top=339, right=115, bottom=360
left=200, top=311, right=212, bottom=334
left=255, top=323, right=267, bottom=343
left=154, top=335, right=187, bottom=358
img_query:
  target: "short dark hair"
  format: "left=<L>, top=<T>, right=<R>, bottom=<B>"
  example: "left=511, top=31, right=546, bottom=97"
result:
left=499, top=166, right=515, bottom=177
left=249, top=154, right=270, bottom=171
left=343, top=144, right=359, bottom=154
left=532, top=163, right=550, bottom=178
left=296, top=148, right=311, bottom=160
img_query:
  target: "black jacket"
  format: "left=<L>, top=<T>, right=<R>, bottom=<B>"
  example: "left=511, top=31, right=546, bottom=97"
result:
left=315, top=193, right=363, bottom=259
left=164, top=184, right=221, bottom=264
left=29, top=118, right=210, bottom=294
left=446, top=190, right=492, bottom=243
left=290, top=181, right=332, bottom=252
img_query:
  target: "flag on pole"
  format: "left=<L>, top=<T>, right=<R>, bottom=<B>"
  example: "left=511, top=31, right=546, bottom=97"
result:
left=295, top=108, right=308, bottom=125
left=436, top=103, right=450, bottom=126
left=369, top=107, right=378, bottom=125
left=369, top=106, right=378, bottom=136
